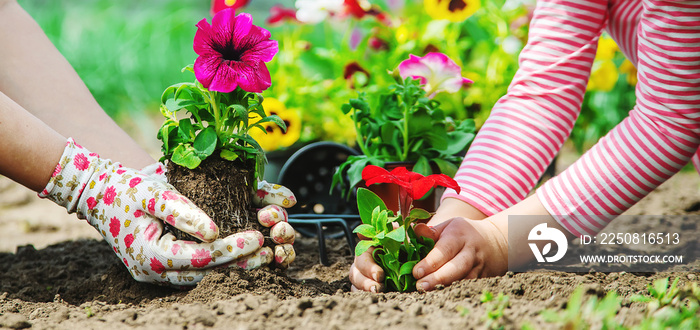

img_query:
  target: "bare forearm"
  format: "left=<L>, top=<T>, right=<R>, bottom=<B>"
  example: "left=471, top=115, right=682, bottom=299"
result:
left=0, top=91, right=65, bottom=192
left=0, top=0, right=154, bottom=168
left=429, top=197, right=488, bottom=226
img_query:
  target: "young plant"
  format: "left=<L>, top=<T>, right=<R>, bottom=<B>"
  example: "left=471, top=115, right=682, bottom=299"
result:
left=353, top=165, right=460, bottom=292
left=540, top=286, right=624, bottom=330
left=332, top=53, right=476, bottom=198
left=480, top=291, right=511, bottom=330
left=156, top=9, right=286, bottom=181
left=632, top=277, right=700, bottom=329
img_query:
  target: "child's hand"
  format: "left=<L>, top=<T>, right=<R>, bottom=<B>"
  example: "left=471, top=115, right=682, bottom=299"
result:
left=411, top=218, right=509, bottom=291
left=349, top=246, right=385, bottom=292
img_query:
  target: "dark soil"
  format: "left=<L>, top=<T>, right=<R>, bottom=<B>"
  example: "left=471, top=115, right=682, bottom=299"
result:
left=166, top=157, right=265, bottom=242
left=1, top=169, right=699, bottom=329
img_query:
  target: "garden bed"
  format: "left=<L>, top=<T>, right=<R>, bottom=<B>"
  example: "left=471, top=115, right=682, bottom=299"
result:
left=0, top=168, right=699, bottom=329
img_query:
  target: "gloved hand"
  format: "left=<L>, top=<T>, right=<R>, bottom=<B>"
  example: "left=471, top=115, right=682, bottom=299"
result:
left=38, top=138, right=291, bottom=286
left=254, top=181, right=297, bottom=268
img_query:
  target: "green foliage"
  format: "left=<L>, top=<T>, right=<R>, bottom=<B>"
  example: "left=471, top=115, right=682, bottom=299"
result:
left=480, top=291, right=511, bottom=330
left=353, top=188, right=433, bottom=292
left=541, top=277, right=700, bottom=330
left=156, top=67, right=285, bottom=180
left=332, top=77, right=475, bottom=197
left=632, top=277, right=700, bottom=330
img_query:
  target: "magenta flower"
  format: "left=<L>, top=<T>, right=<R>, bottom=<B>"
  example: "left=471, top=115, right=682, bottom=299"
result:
left=398, top=52, right=473, bottom=97
left=193, top=9, right=278, bottom=93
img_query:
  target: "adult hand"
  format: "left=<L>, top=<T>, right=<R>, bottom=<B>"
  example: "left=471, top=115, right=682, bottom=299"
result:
left=411, top=218, right=509, bottom=291
left=39, top=138, right=268, bottom=286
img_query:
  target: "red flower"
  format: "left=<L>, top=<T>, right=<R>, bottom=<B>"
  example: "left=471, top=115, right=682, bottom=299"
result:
left=129, top=177, right=142, bottom=188
left=362, top=165, right=461, bottom=200
left=150, top=257, right=165, bottom=274
left=109, top=217, right=121, bottom=238
left=343, top=61, right=370, bottom=88
left=124, top=234, right=134, bottom=248
left=86, top=197, right=98, bottom=210
left=73, top=153, right=90, bottom=171
left=103, top=186, right=117, bottom=205
left=266, top=5, right=298, bottom=26
left=211, top=0, right=249, bottom=16
left=369, top=36, right=389, bottom=51
left=344, top=0, right=391, bottom=24
left=191, top=249, right=212, bottom=268
left=133, top=210, right=144, bottom=218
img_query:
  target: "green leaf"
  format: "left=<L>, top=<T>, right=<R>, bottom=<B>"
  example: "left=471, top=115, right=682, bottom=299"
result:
left=399, top=260, right=418, bottom=277
left=413, top=156, right=432, bottom=176
left=385, top=226, right=406, bottom=242
left=193, top=126, right=217, bottom=158
left=432, top=158, right=458, bottom=178
left=357, top=188, right=387, bottom=224
left=353, top=224, right=377, bottom=239
left=171, top=144, right=201, bottom=169
left=349, top=97, right=370, bottom=112
left=257, top=114, right=287, bottom=133
left=220, top=149, right=239, bottom=162
left=354, top=239, right=378, bottom=257
left=408, top=208, right=432, bottom=221
left=178, top=119, right=194, bottom=140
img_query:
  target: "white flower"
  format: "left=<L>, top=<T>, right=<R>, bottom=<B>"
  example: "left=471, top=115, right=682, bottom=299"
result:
left=295, top=0, right=345, bottom=24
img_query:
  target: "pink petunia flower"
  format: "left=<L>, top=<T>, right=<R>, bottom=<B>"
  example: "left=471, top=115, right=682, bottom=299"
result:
left=109, top=217, right=121, bottom=238
left=150, top=257, right=166, bottom=274
left=73, top=153, right=90, bottom=171
left=398, top=52, right=473, bottom=98
left=191, top=249, right=212, bottom=268
left=103, top=186, right=117, bottom=205
left=193, top=9, right=278, bottom=93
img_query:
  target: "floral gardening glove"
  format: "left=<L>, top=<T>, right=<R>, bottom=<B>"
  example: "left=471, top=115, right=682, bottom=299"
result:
left=39, top=138, right=265, bottom=286
left=253, top=181, right=297, bottom=268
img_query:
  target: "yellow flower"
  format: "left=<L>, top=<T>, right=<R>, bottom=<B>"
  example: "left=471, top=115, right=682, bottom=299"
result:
left=424, top=0, right=481, bottom=22
left=619, top=59, right=638, bottom=86
left=249, top=98, right=301, bottom=151
left=587, top=60, right=619, bottom=92
left=595, top=35, right=619, bottom=61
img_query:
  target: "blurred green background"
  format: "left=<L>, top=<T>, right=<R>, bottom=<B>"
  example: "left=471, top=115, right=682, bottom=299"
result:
left=18, top=0, right=640, bottom=161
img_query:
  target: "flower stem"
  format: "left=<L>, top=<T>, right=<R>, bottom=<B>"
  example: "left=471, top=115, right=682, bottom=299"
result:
left=210, top=90, right=222, bottom=133
left=401, top=99, right=410, bottom=162
left=353, top=106, right=371, bottom=156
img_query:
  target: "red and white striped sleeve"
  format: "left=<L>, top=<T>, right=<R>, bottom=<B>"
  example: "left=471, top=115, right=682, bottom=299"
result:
left=538, top=0, right=700, bottom=236
left=442, top=0, right=609, bottom=215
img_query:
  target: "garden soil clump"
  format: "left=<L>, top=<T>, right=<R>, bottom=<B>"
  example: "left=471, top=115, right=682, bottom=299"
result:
left=1, top=165, right=700, bottom=329
left=165, top=157, right=265, bottom=242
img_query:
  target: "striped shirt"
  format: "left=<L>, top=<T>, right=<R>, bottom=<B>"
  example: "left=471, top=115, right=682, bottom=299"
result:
left=442, top=0, right=700, bottom=236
